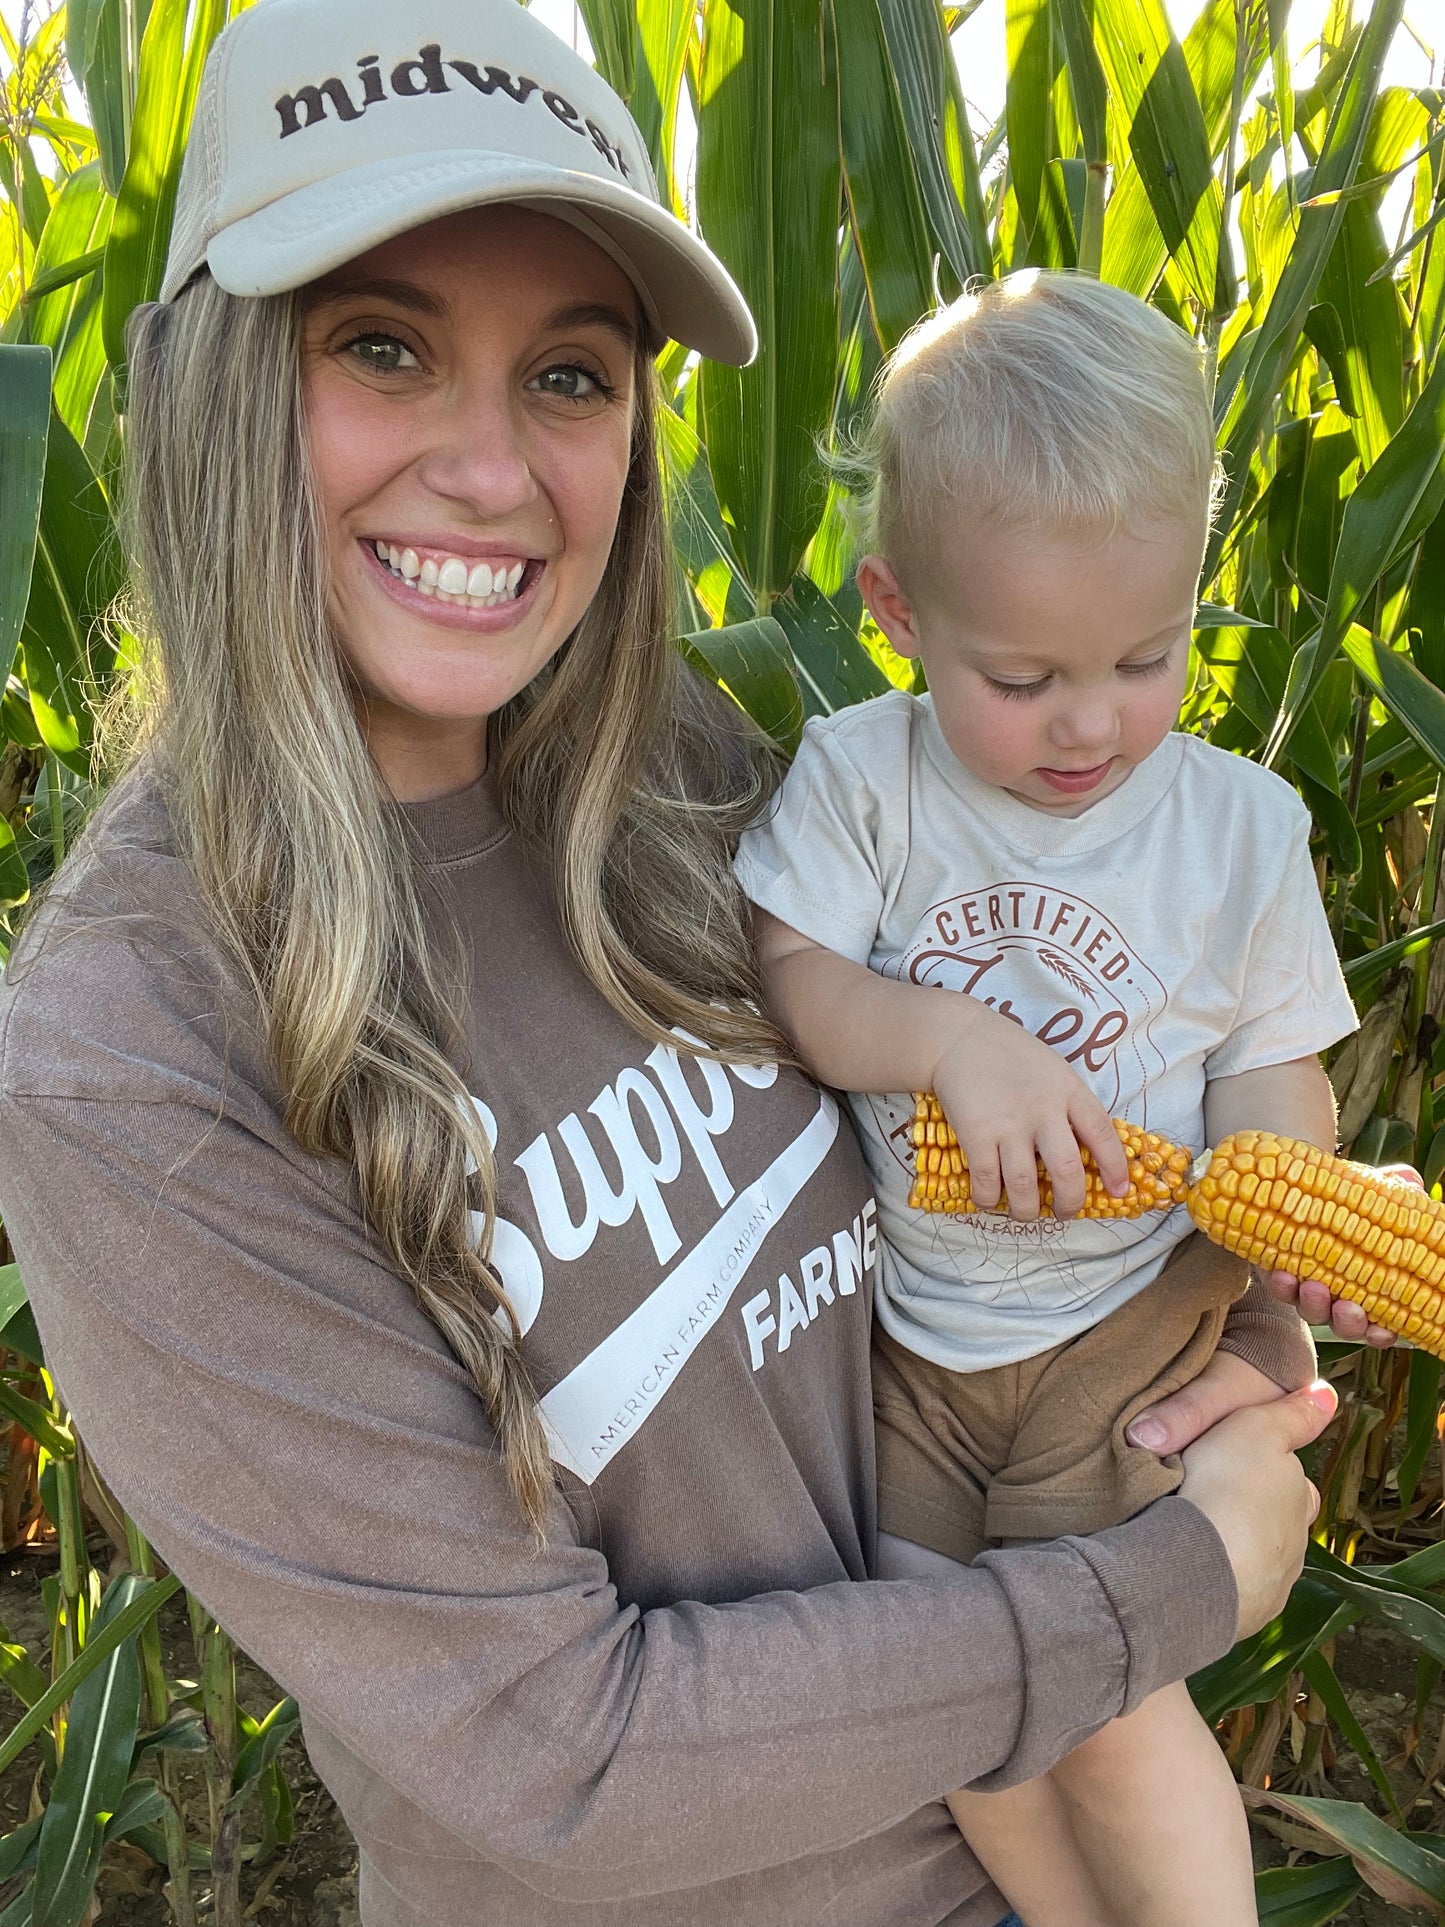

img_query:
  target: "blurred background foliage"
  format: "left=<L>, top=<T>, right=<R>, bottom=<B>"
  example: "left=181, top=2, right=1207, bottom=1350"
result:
left=1, top=0, right=1445, bottom=1918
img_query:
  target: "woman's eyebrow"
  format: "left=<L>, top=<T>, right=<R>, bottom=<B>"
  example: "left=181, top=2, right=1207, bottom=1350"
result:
left=543, top=301, right=639, bottom=348
left=308, top=275, right=448, bottom=317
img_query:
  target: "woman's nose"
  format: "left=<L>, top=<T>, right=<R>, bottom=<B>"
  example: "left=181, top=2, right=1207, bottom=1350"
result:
left=413, top=387, right=539, bottom=518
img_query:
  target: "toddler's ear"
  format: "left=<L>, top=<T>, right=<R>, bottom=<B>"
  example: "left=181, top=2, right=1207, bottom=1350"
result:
left=857, top=555, right=921, bottom=660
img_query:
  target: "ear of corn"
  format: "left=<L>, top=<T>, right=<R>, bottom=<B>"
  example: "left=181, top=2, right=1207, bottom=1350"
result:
left=906, top=1100, right=1445, bottom=1361
left=1187, top=1131, right=1445, bottom=1357
left=906, top=1094, right=1194, bottom=1217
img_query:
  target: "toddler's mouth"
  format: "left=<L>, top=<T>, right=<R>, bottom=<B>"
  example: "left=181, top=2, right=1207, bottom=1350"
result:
left=1037, top=760, right=1115, bottom=795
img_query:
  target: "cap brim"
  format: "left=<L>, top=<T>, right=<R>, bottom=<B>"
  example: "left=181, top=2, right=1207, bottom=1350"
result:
left=200, top=150, right=757, bottom=366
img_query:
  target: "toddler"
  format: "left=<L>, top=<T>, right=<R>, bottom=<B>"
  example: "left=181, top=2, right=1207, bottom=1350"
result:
left=735, top=272, right=1360, bottom=1927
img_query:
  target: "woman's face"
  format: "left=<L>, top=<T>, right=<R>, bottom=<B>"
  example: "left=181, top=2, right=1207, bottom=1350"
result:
left=301, top=205, right=641, bottom=801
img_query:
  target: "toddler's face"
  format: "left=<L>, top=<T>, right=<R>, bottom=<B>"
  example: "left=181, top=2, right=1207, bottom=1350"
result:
left=859, top=513, right=1203, bottom=817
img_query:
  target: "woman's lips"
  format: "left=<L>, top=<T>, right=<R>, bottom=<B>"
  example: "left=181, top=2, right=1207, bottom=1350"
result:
left=358, top=537, right=543, bottom=632
left=1036, top=760, right=1115, bottom=794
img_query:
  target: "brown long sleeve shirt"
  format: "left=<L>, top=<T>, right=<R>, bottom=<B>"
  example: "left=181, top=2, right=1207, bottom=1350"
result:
left=0, top=765, right=1308, bottom=1926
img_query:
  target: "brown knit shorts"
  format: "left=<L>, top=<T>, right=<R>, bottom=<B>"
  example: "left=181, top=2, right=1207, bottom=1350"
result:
left=873, top=1233, right=1248, bottom=1564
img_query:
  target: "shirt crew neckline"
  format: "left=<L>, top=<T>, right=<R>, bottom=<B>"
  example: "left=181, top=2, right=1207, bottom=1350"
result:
left=917, top=699, right=1187, bottom=857
left=398, top=767, right=510, bottom=864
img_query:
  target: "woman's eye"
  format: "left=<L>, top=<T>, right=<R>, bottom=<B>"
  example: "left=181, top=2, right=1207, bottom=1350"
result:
left=530, top=363, right=612, bottom=403
left=344, top=332, right=420, bottom=374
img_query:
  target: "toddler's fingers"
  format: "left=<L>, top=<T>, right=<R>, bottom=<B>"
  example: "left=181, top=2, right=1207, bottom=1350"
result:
left=1071, top=1098, right=1130, bottom=1197
left=1036, top=1125, right=1087, bottom=1219
left=964, top=1139, right=1004, bottom=1214
left=998, top=1136, right=1042, bottom=1221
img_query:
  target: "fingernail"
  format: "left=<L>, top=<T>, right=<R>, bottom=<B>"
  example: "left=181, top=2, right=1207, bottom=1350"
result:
left=1126, top=1418, right=1167, bottom=1449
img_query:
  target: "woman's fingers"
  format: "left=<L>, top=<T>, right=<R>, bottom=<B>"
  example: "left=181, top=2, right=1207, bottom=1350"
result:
left=1124, top=1350, right=1282, bottom=1454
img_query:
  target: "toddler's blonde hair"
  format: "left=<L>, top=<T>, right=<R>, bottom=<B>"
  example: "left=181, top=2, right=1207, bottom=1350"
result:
left=857, top=270, right=1222, bottom=574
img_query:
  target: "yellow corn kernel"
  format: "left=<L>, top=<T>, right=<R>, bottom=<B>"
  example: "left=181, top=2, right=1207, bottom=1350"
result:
left=905, top=1096, right=1193, bottom=1220
left=1187, top=1132, right=1445, bottom=1361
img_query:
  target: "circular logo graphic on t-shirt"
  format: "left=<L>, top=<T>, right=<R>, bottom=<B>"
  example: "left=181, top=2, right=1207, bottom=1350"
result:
left=875, top=880, right=1169, bottom=1179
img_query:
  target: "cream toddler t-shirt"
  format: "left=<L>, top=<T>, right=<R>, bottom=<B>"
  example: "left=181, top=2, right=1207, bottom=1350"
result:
left=735, top=692, right=1359, bottom=1372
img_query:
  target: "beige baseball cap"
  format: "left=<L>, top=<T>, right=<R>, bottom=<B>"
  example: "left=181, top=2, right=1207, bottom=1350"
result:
left=160, top=0, right=756, bottom=365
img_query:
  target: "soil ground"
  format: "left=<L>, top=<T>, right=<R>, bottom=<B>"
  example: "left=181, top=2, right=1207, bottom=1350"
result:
left=2, top=1544, right=1442, bottom=1923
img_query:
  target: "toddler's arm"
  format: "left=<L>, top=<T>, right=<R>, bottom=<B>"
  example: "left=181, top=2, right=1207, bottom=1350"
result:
left=1205, top=1056, right=1400, bottom=1347
left=1202, top=1055, right=1337, bottom=1149
left=754, top=908, right=1130, bottom=1220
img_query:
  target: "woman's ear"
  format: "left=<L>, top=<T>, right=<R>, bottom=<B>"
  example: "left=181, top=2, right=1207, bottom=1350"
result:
left=857, top=555, right=922, bottom=660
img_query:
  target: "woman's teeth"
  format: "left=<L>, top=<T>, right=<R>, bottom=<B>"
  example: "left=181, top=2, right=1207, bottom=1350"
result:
left=372, top=541, right=527, bottom=608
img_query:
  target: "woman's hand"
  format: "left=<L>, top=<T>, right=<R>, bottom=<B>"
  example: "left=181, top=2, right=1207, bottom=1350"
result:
left=1176, top=1382, right=1337, bottom=1639
left=1261, top=1163, right=1424, bottom=1350
left=1124, top=1349, right=1287, bottom=1455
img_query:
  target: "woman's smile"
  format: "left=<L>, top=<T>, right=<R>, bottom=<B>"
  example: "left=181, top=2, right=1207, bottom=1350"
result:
left=359, top=536, right=543, bottom=629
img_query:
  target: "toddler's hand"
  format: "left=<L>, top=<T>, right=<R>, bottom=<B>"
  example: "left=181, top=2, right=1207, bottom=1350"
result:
left=933, top=1023, right=1131, bottom=1221
left=1261, top=1162, right=1424, bottom=1348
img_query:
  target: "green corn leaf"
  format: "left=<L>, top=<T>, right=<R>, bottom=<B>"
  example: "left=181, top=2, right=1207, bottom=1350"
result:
left=1086, top=0, right=1221, bottom=305
left=1342, top=629, right=1445, bottom=775
left=1252, top=1794, right=1445, bottom=1909
left=1396, top=1349, right=1442, bottom=1510
left=1051, top=0, right=1107, bottom=271
left=0, top=1264, right=25, bottom=1331
left=1300, top=1648, right=1402, bottom=1818
left=31, top=1575, right=146, bottom=1927
left=101, top=0, right=227, bottom=372
left=0, top=1636, right=50, bottom=1714
left=0, top=1384, right=73, bottom=1460
left=0, top=1817, right=42, bottom=1885
left=102, top=1781, right=170, bottom=1842
left=877, top=0, right=988, bottom=287
left=1189, top=1573, right=1355, bottom=1723
left=574, top=0, right=636, bottom=100
left=132, top=1709, right=208, bottom=1760
left=698, top=0, right=841, bottom=599
left=659, top=403, right=752, bottom=626
left=770, top=575, right=893, bottom=717
left=1255, top=1856, right=1363, bottom=1925
left=677, top=616, right=804, bottom=754
left=19, top=248, right=106, bottom=314
left=0, top=344, right=51, bottom=692
left=1212, top=0, right=1407, bottom=580
left=0, top=1576, right=179, bottom=1781
left=1102, top=0, right=1259, bottom=298
left=836, top=0, right=937, bottom=348
left=22, top=405, right=123, bottom=768
left=631, top=0, right=693, bottom=211
left=1304, top=1541, right=1445, bottom=1665
left=230, top=1695, right=300, bottom=1795
left=1005, top=0, right=1075, bottom=270
left=1269, top=347, right=1445, bottom=763
left=23, top=168, right=113, bottom=359
left=1342, top=916, right=1445, bottom=991
left=70, top=0, right=140, bottom=197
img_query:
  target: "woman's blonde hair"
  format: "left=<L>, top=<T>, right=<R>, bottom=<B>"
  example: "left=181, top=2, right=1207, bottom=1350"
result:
left=111, top=272, right=781, bottom=1533
left=856, top=270, right=1222, bottom=576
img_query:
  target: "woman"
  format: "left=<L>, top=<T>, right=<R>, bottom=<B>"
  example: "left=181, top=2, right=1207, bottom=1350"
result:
left=0, top=1, right=1337, bottom=1923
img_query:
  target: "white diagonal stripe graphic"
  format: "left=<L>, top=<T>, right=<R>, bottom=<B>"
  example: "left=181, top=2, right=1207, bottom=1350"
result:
left=539, top=1094, right=840, bottom=1481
